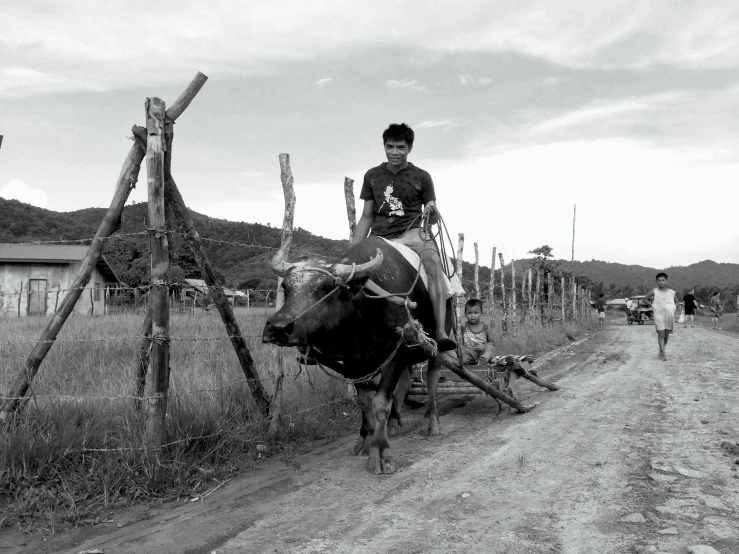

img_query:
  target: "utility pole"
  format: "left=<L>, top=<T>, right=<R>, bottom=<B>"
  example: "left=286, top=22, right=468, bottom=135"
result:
left=571, top=204, right=576, bottom=276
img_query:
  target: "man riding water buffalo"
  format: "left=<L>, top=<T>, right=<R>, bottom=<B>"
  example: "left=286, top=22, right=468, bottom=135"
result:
left=263, top=124, right=455, bottom=474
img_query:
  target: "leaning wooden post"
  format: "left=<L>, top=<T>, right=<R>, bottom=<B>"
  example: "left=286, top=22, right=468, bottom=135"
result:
left=270, top=153, right=296, bottom=433
left=489, top=247, right=496, bottom=324
left=0, top=72, right=206, bottom=421
left=498, top=252, right=507, bottom=333
left=54, top=283, right=60, bottom=314
left=144, top=97, right=171, bottom=452
left=473, top=242, right=480, bottom=299
left=343, top=177, right=357, bottom=241
left=511, top=260, right=517, bottom=335
left=160, top=165, right=272, bottom=414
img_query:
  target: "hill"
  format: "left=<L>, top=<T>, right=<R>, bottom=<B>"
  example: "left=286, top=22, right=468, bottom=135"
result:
left=1, top=198, right=737, bottom=308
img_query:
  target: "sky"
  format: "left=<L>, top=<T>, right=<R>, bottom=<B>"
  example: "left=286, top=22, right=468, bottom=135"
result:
left=1, top=0, right=738, bottom=269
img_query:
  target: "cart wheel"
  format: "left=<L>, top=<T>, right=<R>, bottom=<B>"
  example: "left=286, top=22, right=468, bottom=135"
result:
left=627, top=319, right=633, bottom=325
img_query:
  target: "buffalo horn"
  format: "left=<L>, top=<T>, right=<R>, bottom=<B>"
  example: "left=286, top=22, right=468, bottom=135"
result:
left=270, top=247, right=295, bottom=277
left=333, top=249, right=384, bottom=281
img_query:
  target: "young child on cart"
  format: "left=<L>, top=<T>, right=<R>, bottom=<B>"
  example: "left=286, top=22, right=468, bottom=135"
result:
left=460, top=299, right=495, bottom=365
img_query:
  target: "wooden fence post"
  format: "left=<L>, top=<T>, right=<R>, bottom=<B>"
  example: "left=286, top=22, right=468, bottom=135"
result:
left=270, top=153, right=296, bottom=433
left=144, top=96, right=171, bottom=452
left=89, top=287, right=94, bottom=316
left=527, top=267, right=533, bottom=324
left=572, top=280, right=577, bottom=320
left=455, top=233, right=464, bottom=334
left=511, top=260, right=517, bottom=335
left=17, top=282, right=22, bottom=317
left=498, top=252, right=507, bottom=333
left=343, top=177, right=356, bottom=241
left=134, top=299, right=153, bottom=411
left=535, top=269, right=541, bottom=324
left=561, top=275, right=566, bottom=322
left=473, top=242, right=480, bottom=299
left=489, top=247, right=496, bottom=324
left=547, top=272, right=553, bottom=322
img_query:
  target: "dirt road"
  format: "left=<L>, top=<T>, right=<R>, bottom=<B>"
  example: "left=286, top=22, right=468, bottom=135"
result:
left=8, top=321, right=739, bottom=553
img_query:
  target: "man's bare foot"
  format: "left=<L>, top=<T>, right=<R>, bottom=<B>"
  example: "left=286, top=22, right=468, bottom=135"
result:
left=436, top=337, right=457, bottom=352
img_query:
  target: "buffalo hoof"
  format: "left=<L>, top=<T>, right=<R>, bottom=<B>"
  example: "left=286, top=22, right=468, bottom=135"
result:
left=387, top=418, right=401, bottom=437
left=367, top=447, right=396, bottom=475
left=352, top=437, right=371, bottom=456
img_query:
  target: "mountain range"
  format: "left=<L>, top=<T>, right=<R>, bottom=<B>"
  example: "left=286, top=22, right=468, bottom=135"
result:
left=1, top=198, right=737, bottom=308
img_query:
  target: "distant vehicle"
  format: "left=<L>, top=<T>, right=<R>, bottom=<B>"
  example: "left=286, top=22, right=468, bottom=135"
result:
left=626, top=295, right=654, bottom=325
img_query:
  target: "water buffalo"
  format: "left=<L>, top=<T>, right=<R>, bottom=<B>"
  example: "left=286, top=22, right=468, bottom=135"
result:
left=263, top=237, right=451, bottom=474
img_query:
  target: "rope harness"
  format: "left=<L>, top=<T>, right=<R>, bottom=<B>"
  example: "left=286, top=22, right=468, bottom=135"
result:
left=281, top=205, right=460, bottom=386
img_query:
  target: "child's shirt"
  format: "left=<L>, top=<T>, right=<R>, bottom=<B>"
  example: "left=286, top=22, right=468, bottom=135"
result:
left=652, top=288, right=677, bottom=314
left=461, top=322, right=489, bottom=349
left=710, top=296, right=722, bottom=313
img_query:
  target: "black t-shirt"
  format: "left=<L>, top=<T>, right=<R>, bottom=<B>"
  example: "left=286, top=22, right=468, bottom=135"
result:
left=360, top=162, right=436, bottom=239
left=683, top=293, right=696, bottom=314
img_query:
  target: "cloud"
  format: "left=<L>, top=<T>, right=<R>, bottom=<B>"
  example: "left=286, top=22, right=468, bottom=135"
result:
left=316, top=77, right=333, bottom=87
left=416, top=119, right=457, bottom=129
left=385, top=79, right=427, bottom=91
left=2, top=0, right=739, bottom=96
left=459, top=74, right=493, bottom=86
left=0, top=179, right=49, bottom=208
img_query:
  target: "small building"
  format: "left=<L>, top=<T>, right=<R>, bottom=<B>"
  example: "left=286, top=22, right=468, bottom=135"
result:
left=180, top=278, right=237, bottom=307
left=0, top=244, right=122, bottom=317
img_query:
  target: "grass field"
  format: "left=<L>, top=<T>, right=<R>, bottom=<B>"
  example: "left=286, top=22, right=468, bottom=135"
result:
left=0, top=307, right=587, bottom=530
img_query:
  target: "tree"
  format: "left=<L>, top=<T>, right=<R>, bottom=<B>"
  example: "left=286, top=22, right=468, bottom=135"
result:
left=528, top=244, right=560, bottom=273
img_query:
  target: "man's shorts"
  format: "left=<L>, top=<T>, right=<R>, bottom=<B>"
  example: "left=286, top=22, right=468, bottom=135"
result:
left=598, top=311, right=605, bottom=319
left=391, top=227, right=438, bottom=257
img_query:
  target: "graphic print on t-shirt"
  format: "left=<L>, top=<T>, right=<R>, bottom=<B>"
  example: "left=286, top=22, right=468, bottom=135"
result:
left=380, top=184, right=405, bottom=217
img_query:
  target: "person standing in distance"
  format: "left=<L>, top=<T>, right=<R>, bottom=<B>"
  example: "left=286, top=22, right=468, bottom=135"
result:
left=710, top=291, right=723, bottom=330
left=352, top=123, right=456, bottom=351
left=682, top=288, right=699, bottom=328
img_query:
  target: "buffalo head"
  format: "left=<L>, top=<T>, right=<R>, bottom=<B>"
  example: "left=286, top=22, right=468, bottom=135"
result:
left=262, top=248, right=384, bottom=347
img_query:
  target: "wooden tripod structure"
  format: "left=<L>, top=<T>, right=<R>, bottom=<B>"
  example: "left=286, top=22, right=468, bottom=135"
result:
left=0, top=72, right=273, bottom=452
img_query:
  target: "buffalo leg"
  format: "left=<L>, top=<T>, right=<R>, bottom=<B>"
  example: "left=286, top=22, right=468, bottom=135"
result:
left=424, top=357, right=441, bottom=435
left=367, top=366, right=402, bottom=475
left=352, top=384, right=375, bottom=456
left=388, top=367, right=410, bottom=436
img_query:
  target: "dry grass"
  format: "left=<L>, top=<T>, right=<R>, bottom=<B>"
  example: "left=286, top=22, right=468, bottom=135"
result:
left=0, top=307, right=587, bottom=531
left=0, top=310, right=355, bottom=531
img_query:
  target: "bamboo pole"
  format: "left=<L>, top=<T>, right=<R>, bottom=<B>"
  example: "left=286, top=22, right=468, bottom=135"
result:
left=343, top=177, right=356, bottom=241
left=528, top=268, right=533, bottom=323
left=572, top=280, right=577, bottom=320
left=270, top=153, right=296, bottom=433
left=0, top=72, right=207, bottom=421
left=456, top=233, right=464, bottom=333
left=144, top=96, right=171, bottom=451
left=561, top=275, right=565, bottom=322
left=161, top=159, right=272, bottom=416
left=547, top=273, right=553, bottom=322
left=473, top=242, right=480, bottom=299
left=489, top=247, right=496, bottom=323
left=498, top=253, right=507, bottom=333
left=535, top=269, right=541, bottom=324
left=511, top=260, right=517, bottom=335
